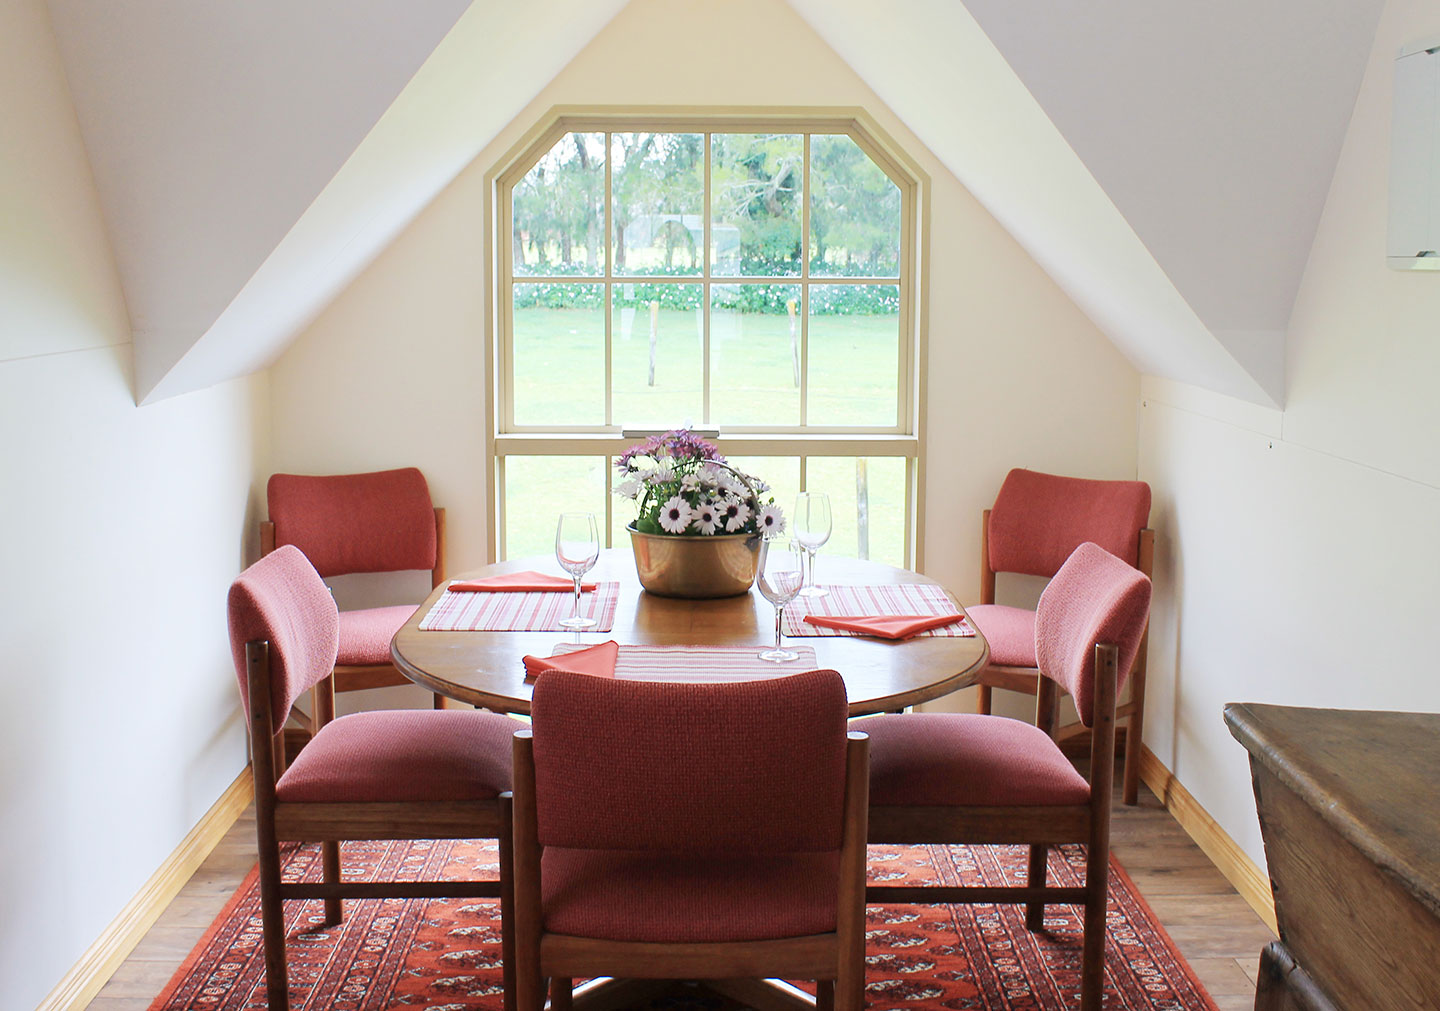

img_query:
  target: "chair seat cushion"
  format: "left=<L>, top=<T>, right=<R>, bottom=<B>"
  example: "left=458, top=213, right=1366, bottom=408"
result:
left=966, top=604, right=1037, bottom=668
left=541, top=848, right=840, bottom=943
left=859, top=713, right=1090, bottom=807
left=275, top=710, right=514, bottom=803
left=336, top=605, right=418, bottom=666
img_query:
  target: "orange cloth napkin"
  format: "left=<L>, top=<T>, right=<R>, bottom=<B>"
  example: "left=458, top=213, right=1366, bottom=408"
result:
left=802, top=613, right=966, bottom=640
left=448, top=570, right=597, bottom=593
left=522, top=640, right=620, bottom=681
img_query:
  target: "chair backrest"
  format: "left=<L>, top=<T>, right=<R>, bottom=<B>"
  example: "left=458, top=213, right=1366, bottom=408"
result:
left=529, top=668, right=849, bottom=855
left=1034, top=542, right=1152, bottom=727
left=266, top=468, right=437, bottom=578
left=988, top=468, right=1151, bottom=576
left=227, top=544, right=340, bottom=734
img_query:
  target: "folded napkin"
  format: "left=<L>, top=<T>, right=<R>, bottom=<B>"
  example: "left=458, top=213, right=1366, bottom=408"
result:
left=449, top=570, right=597, bottom=593
left=802, top=613, right=967, bottom=640
left=523, top=640, right=620, bottom=681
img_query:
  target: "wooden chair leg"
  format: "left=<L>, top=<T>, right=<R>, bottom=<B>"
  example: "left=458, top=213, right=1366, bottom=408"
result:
left=976, top=683, right=993, bottom=715
left=1079, top=844, right=1110, bottom=1011
left=1122, top=667, right=1147, bottom=806
left=548, top=977, right=573, bottom=1011
left=322, top=840, right=343, bottom=925
left=1024, top=844, right=1048, bottom=931
left=433, top=692, right=447, bottom=710
left=815, top=978, right=836, bottom=1011
left=500, top=797, right=516, bottom=1011
left=516, top=968, right=541, bottom=1011
left=256, top=844, right=290, bottom=1011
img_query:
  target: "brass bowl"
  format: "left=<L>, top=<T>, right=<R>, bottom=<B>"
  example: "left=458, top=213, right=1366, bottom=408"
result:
left=627, top=525, right=762, bottom=599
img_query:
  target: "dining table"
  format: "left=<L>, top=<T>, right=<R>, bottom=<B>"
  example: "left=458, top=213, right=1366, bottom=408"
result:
left=389, top=546, right=989, bottom=1011
left=391, top=548, right=990, bottom=716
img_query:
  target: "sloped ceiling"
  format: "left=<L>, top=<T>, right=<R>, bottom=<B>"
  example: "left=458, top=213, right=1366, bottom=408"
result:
left=49, top=0, right=1382, bottom=407
left=47, top=0, right=630, bottom=403
left=787, top=0, right=1384, bottom=406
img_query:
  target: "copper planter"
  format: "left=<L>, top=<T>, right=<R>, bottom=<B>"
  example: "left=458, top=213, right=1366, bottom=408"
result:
left=627, top=525, right=762, bottom=599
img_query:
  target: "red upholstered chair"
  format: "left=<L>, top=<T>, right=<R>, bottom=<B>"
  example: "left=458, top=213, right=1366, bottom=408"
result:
left=862, top=542, right=1152, bottom=1011
left=261, top=468, right=448, bottom=730
left=512, top=669, right=869, bottom=1011
left=229, top=545, right=515, bottom=1011
left=968, top=468, right=1154, bottom=804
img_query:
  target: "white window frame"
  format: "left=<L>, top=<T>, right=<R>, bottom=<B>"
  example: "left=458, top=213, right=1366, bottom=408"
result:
left=485, top=107, right=930, bottom=566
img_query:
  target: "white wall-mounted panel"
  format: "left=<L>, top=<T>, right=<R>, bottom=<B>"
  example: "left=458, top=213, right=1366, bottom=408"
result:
left=1387, top=38, right=1440, bottom=266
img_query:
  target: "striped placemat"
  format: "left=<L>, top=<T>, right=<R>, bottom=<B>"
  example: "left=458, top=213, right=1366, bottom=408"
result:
left=550, top=643, right=820, bottom=682
left=780, top=583, right=975, bottom=638
left=418, top=582, right=620, bottom=632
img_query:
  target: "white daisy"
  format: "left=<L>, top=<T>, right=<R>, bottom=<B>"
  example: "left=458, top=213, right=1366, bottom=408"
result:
left=658, top=496, right=693, bottom=534
left=757, top=504, right=786, bottom=537
left=722, top=497, right=752, bottom=532
left=614, top=478, right=641, bottom=499
left=692, top=500, right=720, bottom=535
left=679, top=473, right=701, bottom=492
left=652, top=461, right=676, bottom=483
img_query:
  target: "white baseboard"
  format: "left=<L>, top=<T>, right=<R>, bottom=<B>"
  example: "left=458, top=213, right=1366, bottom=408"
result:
left=35, top=767, right=254, bottom=1011
left=1137, top=745, right=1277, bottom=933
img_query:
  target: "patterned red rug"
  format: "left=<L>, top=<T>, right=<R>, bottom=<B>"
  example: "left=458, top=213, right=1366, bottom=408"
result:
left=150, top=839, right=1217, bottom=1010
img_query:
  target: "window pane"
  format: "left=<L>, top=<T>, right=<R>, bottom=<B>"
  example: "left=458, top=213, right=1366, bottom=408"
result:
left=513, top=283, right=604, bottom=425
left=807, top=284, right=900, bottom=427
left=804, top=456, right=907, bottom=568
left=612, top=133, right=703, bottom=277
left=513, top=133, right=605, bottom=277
left=503, top=456, right=608, bottom=560
left=710, top=284, right=801, bottom=426
left=611, top=283, right=703, bottom=428
left=809, top=135, right=901, bottom=278
left=710, top=134, right=802, bottom=277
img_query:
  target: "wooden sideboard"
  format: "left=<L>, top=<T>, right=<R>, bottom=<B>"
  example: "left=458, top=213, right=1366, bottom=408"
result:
left=1224, top=704, right=1440, bottom=1010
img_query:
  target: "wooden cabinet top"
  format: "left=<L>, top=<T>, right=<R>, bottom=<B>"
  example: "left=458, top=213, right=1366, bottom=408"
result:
left=1224, top=703, right=1440, bottom=920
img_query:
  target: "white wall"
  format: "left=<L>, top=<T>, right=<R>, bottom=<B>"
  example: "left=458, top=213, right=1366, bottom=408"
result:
left=270, top=0, right=1142, bottom=701
left=0, top=3, right=267, bottom=1005
left=1139, top=0, right=1440, bottom=868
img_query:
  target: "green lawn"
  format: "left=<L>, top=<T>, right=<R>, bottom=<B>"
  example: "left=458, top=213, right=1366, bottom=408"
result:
left=505, top=304, right=908, bottom=566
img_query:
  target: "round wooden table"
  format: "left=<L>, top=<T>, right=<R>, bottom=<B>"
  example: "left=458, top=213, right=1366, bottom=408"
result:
left=391, top=549, right=989, bottom=715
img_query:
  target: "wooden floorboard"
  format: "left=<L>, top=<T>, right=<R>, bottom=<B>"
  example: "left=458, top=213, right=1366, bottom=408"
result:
left=84, top=779, right=1273, bottom=1010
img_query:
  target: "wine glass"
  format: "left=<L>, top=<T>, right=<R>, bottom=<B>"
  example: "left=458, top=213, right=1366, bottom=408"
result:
left=792, top=492, right=832, bottom=598
left=756, top=538, right=803, bottom=662
left=555, top=512, right=600, bottom=629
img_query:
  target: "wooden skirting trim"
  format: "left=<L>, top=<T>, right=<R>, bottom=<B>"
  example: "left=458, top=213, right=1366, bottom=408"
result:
left=1137, top=745, right=1277, bottom=933
left=36, top=766, right=255, bottom=1011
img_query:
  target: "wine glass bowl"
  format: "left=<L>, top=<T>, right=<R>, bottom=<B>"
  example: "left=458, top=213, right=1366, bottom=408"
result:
left=756, top=538, right=803, bottom=662
left=792, top=492, right=832, bottom=598
left=555, top=512, right=600, bottom=629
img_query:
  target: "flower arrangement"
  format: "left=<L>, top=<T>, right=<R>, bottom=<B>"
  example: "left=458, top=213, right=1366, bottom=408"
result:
left=614, top=429, right=786, bottom=538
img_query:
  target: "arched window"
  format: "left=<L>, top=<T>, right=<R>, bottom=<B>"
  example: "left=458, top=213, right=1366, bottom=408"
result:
left=489, top=111, right=926, bottom=566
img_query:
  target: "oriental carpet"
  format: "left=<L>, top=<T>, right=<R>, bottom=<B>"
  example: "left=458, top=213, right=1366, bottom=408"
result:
left=148, top=839, right=1216, bottom=1010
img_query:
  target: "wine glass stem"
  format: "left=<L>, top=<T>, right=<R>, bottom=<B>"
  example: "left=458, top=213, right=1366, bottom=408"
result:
left=774, top=605, right=784, bottom=652
left=808, top=547, right=818, bottom=588
left=573, top=575, right=583, bottom=623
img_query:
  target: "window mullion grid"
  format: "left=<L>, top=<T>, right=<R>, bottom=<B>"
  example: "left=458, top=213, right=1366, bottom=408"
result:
left=496, top=457, right=509, bottom=561
left=604, top=132, right=614, bottom=428
left=604, top=454, right=614, bottom=548
left=799, top=132, right=811, bottom=488
left=802, top=136, right=813, bottom=417
left=498, top=120, right=917, bottom=566
left=702, top=132, right=712, bottom=426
